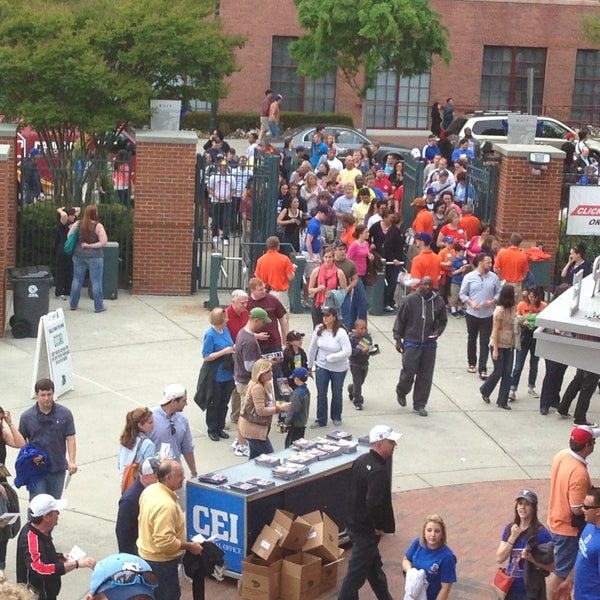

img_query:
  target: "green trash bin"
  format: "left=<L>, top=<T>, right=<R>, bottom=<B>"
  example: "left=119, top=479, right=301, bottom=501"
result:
left=366, top=271, right=386, bottom=316
left=8, top=266, right=54, bottom=338
left=528, top=259, right=551, bottom=288
left=88, top=241, right=119, bottom=300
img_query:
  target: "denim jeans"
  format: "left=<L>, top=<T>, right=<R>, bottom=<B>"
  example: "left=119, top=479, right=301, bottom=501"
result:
left=146, top=559, right=181, bottom=600
left=247, top=437, right=274, bottom=459
left=70, top=255, right=104, bottom=311
left=315, top=367, right=346, bottom=425
left=480, top=346, right=514, bottom=406
left=340, top=294, right=353, bottom=329
left=510, top=332, right=539, bottom=390
left=30, top=471, right=67, bottom=500
left=351, top=277, right=368, bottom=323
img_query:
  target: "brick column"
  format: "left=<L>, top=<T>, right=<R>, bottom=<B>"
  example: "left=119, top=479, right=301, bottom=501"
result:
left=132, top=130, right=198, bottom=295
left=494, top=144, right=564, bottom=267
left=0, top=124, right=18, bottom=337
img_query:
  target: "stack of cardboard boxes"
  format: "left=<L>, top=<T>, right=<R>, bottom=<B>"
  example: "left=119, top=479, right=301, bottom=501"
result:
left=240, top=509, right=345, bottom=600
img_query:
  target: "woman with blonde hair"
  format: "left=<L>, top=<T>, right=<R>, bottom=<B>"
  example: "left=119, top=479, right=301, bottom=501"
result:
left=238, top=359, right=290, bottom=458
left=117, top=407, right=155, bottom=485
left=69, top=204, right=108, bottom=312
left=402, top=514, right=457, bottom=600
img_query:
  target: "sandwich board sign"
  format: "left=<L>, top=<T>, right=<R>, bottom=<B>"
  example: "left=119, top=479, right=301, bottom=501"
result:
left=31, top=308, right=74, bottom=399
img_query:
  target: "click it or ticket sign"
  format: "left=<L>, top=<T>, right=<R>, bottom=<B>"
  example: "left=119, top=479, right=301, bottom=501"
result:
left=567, top=186, right=600, bottom=235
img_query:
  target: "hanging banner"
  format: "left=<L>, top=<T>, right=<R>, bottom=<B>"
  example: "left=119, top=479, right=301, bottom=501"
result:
left=31, top=308, right=74, bottom=399
left=567, top=186, right=600, bottom=235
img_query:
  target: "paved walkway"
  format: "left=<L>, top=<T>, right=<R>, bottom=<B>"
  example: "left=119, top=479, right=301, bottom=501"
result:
left=1, top=290, right=598, bottom=598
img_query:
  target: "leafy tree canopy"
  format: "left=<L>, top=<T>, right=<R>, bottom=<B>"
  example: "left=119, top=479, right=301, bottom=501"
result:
left=290, top=0, right=450, bottom=101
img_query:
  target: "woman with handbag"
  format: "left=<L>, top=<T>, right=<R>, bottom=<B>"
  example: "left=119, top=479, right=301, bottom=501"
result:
left=402, top=514, right=457, bottom=600
left=308, top=246, right=347, bottom=328
left=201, top=307, right=236, bottom=442
left=480, top=284, right=519, bottom=410
left=118, top=407, right=155, bottom=489
left=238, top=359, right=291, bottom=459
left=69, top=204, right=108, bottom=313
left=495, top=489, right=554, bottom=600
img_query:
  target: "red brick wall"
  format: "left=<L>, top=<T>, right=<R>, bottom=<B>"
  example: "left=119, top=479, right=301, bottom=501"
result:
left=131, top=131, right=198, bottom=295
left=0, top=125, right=18, bottom=338
left=495, top=149, right=563, bottom=270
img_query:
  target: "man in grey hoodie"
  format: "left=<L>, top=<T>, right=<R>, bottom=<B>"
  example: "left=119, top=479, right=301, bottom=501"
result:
left=393, top=276, right=447, bottom=416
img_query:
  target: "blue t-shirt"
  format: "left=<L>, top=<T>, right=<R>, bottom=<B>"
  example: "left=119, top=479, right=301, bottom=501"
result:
left=405, top=538, right=457, bottom=600
left=574, top=523, right=600, bottom=600
left=450, top=256, right=468, bottom=285
left=202, top=326, right=234, bottom=382
left=303, top=217, right=322, bottom=255
left=501, top=523, right=553, bottom=596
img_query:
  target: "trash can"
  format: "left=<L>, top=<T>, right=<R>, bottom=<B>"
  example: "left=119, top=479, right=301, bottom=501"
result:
left=366, top=271, right=386, bottom=316
left=7, top=266, right=54, bottom=338
left=528, top=259, right=552, bottom=288
left=88, top=241, right=119, bottom=300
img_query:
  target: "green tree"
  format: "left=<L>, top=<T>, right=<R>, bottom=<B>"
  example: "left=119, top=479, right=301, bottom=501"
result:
left=290, top=0, right=450, bottom=129
left=0, top=0, right=244, bottom=203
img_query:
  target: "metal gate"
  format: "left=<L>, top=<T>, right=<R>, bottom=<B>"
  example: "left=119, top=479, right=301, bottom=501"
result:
left=465, top=159, right=499, bottom=224
left=401, top=156, right=425, bottom=231
left=192, top=152, right=280, bottom=292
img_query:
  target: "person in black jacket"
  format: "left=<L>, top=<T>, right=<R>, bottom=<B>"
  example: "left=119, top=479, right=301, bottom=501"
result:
left=17, top=494, right=96, bottom=599
left=393, top=276, right=447, bottom=417
left=115, top=458, right=159, bottom=555
left=338, top=424, right=400, bottom=600
left=382, top=213, right=405, bottom=312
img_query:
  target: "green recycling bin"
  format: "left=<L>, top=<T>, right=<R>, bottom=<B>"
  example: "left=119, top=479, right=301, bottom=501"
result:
left=366, top=271, right=386, bottom=316
left=88, top=241, right=119, bottom=300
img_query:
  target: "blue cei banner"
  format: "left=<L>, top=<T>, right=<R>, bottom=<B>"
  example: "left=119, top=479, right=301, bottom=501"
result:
left=186, top=485, right=246, bottom=573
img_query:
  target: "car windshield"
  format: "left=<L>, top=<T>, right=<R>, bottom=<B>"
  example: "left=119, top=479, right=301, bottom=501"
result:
left=445, top=118, right=467, bottom=136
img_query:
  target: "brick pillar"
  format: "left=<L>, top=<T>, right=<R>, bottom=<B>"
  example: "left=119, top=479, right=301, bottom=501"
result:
left=132, top=130, right=198, bottom=295
left=494, top=144, right=564, bottom=267
left=0, top=124, right=18, bottom=337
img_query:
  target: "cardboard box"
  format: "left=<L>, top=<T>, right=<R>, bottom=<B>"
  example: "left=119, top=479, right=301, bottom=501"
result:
left=280, top=552, right=321, bottom=600
left=319, top=549, right=345, bottom=594
left=301, top=510, right=340, bottom=562
left=271, top=509, right=312, bottom=552
left=251, top=525, right=283, bottom=563
left=240, top=555, right=282, bottom=600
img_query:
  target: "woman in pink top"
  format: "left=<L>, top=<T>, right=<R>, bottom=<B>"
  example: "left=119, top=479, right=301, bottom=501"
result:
left=347, top=224, right=373, bottom=321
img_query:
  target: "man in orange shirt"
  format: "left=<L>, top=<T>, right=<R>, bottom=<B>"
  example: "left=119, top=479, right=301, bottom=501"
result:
left=409, top=232, right=441, bottom=290
left=410, top=197, right=434, bottom=236
left=546, top=425, right=598, bottom=600
left=459, top=204, right=481, bottom=241
left=254, top=236, right=295, bottom=313
left=494, top=233, right=530, bottom=297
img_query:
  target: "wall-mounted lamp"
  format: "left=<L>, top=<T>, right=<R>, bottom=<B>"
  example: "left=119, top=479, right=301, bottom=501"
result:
left=529, top=152, right=550, bottom=176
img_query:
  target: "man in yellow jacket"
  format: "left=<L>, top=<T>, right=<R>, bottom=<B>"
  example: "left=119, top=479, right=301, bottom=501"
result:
left=137, top=460, right=203, bottom=600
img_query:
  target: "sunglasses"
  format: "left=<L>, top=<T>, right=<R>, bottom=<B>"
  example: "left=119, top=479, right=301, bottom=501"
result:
left=93, top=570, right=159, bottom=596
left=582, top=504, right=600, bottom=510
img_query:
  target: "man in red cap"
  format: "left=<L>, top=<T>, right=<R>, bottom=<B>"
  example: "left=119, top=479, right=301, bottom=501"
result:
left=546, top=424, right=599, bottom=599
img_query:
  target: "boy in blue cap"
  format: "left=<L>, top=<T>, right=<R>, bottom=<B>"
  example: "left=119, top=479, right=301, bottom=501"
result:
left=87, top=553, right=157, bottom=599
left=284, top=367, right=310, bottom=447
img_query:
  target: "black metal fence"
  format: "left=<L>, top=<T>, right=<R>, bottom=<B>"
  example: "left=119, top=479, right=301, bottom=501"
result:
left=465, top=159, right=499, bottom=225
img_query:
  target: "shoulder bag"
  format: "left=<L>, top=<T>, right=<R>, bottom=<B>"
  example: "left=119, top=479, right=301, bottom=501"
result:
left=493, top=556, right=519, bottom=599
left=120, top=438, right=142, bottom=495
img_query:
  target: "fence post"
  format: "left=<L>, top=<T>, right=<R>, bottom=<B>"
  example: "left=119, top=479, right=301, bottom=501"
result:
left=206, top=252, right=223, bottom=309
left=289, top=254, right=306, bottom=314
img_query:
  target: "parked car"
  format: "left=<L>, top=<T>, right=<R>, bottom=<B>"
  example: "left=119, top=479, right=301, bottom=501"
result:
left=445, top=112, right=600, bottom=159
left=270, top=125, right=411, bottom=163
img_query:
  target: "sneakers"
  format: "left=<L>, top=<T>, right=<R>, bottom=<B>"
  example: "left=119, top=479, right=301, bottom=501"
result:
left=450, top=310, right=460, bottom=318
left=414, top=407, right=428, bottom=417
left=396, top=391, right=407, bottom=407
left=231, top=438, right=239, bottom=448
left=223, top=238, right=230, bottom=246
left=234, top=443, right=249, bottom=457
left=574, top=420, right=598, bottom=427
left=509, top=390, right=517, bottom=402
left=310, top=421, right=326, bottom=429
left=353, top=402, right=363, bottom=411
left=527, top=387, right=539, bottom=398
left=384, top=305, right=396, bottom=312
left=556, top=409, right=571, bottom=418
left=347, top=384, right=354, bottom=402
left=332, top=419, right=342, bottom=426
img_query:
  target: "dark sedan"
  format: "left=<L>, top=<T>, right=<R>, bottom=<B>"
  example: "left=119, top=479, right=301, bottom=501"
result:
left=269, top=125, right=410, bottom=163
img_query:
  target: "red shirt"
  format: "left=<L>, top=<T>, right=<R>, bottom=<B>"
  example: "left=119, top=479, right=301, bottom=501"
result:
left=225, top=305, right=248, bottom=341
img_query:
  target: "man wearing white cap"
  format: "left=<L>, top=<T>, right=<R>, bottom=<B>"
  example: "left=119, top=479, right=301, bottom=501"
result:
left=116, top=458, right=160, bottom=555
left=149, top=385, right=197, bottom=479
left=338, top=425, right=400, bottom=600
left=86, top=552, right=157, bottom=599
left=17, top=494, right=96, bottom=599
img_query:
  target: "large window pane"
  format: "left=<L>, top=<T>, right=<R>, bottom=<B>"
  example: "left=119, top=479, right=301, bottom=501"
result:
left=571, top=50, right=600, bottom=122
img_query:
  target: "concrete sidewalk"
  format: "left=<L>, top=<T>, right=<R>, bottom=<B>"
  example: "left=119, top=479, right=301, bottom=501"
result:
left=1, top=289, right=597, bottom=598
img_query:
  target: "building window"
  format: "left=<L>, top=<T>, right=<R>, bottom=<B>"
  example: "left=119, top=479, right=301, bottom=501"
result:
left=270, top=36, right=335, bottom=112
left=571, top=50, right=600, bottom=123
left=480, top=46, right=547, bottom=114
left=364, top=71, right=430, bottom=129
left=188, top=100, right=210, bottom=112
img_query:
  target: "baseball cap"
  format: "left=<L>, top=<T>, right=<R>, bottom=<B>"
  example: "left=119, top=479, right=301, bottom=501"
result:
left=374, top=163, right=384, bottom=171
left=29, top=148, right=41, bottom=157
left=425, top=186, right=437, bottom=196
left=570, top=425, right=600, bottom=445
left=249, top=307, right=272, bottom=323
left=411, top=197, right=426, bottom=208
left=140, top=457, right=160, bottom=476
left=516, top=489, right=538, bottom=505
left=161, top=383, right=186, bottom=405
left=566, top=132, right=576, bottom=140
left=369, top=425, right=402, bottom=444
left=334, top=239, right=347, bottom=248
left=289, top=367, right=309, bottom=380
left=29, top=494, right=67, bottom=518
left=443, top=235, right=455, bottom=244
left=416, top=232, right=432, bottom=245
left=321, top=306, right=338, bottom=317
left=410, top=148, right=421, bottom=159
left=275, top=94, right=283, bottom=101
left=89, top=553, right=158, bottom=600
left=286, top=330, right=305, bottom=342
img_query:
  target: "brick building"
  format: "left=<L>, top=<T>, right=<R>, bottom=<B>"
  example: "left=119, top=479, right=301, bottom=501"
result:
left=214, top=0, right=600, bottom=132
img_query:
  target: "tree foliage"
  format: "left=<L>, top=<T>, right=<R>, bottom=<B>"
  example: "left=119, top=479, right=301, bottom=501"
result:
left=0, top=0, right=244, bottom=202
left=290, top=0, right=450, bottom=101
